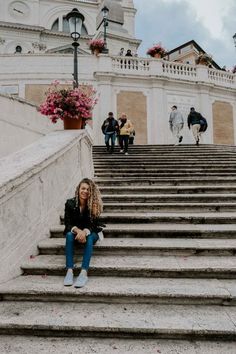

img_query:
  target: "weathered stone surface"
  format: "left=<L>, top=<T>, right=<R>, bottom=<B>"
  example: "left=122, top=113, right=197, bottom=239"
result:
left=1, top=336, right=236, bottom=354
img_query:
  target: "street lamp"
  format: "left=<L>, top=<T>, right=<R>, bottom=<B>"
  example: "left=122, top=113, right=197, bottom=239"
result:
left=101, top=6, right=109, bottom=54
left=66, top=8, right=85, bottom=88
left=233, top=33, right=236, bottom=47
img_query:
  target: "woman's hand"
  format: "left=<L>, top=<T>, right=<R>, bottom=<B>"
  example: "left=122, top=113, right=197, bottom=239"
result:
left=75, top=230, right=87, bottom=243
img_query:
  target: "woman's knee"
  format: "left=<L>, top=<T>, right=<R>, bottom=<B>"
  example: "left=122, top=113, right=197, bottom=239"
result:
left=86, top=233, right=98, bottom=245
left=66, top=231, right=75, bottom=243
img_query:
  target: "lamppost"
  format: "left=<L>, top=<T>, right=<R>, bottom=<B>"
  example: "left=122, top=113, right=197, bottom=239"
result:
left=66, top=8, right=85, bottom=88
left=233, top=33, right=236, bottom=47
left=101, top=6, right=109, bottom=54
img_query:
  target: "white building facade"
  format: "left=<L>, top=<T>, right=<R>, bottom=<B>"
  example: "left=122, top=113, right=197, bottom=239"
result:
left=0, top=0, right=235, bottom=146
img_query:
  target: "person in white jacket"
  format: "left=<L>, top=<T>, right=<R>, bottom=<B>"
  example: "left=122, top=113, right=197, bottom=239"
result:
left=169, top=105, right=184, bottom=145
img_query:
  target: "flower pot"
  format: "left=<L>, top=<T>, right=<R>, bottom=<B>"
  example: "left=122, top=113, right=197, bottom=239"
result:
left=154, top=53, right=161, bottom=58
left=93, top=48, right=100, bottom=56
left=63, top=117, right=83, bottom=129
left=199, top=59, right=208, bottom=66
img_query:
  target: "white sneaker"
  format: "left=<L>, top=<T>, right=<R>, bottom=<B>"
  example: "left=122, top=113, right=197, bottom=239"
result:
left=74, top=273, right=88, bottom=288
left=120, top=149, right=124, bottom=153
left=125, top=152, right=129, bottom=155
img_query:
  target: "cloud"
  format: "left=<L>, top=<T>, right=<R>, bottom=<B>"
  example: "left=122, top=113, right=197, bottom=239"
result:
left=133, top=0, right=235, bottom=68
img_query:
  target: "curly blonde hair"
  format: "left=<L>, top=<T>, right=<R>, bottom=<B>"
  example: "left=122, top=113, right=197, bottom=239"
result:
left=75, top=178, right=103, bottom=218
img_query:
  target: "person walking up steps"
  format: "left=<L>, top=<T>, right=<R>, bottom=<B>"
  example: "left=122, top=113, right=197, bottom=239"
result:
left=187, top=107, right=203, bottom=145
left=169, top=105, right=184, bottom=145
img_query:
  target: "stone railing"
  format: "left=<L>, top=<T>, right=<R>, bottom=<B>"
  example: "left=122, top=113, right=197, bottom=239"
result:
left=110, top=56, right=236, bottom=88
left=112, top=56, right=150, bottom=73
left=0, top=129, right=93, bottom=283
left=208, top=68, right=235, bottom=86
left=162, top=61, right=197, bottom=80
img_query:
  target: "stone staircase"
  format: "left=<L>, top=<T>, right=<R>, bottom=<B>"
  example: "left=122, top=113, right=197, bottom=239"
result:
left=1, top=144, right=236, bottom=353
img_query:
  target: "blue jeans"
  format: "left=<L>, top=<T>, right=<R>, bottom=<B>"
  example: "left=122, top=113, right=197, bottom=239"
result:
left=65, top=231, right=99, bottom=270
left=105, top=133, right=116, bottom=151
left=119, top=135, right=129, bottom=153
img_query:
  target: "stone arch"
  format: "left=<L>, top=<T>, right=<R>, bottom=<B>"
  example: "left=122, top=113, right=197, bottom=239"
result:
left=41, top=6, right=95, bottom=35
left=212, top=100, right=234, bottom=145
left=117, top=90, right=147, bottom=144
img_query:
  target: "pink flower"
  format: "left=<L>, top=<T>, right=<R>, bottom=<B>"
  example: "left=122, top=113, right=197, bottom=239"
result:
left=146, top=43, right=167, bottom=57
left=89, top=39, right=105, bottom=51
left=39, top=82, right=98, bottom=124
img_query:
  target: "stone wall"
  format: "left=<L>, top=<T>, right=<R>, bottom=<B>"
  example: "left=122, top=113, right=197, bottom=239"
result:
left=0, top=94, right=62, bottom=158
left=117, top=91, right=147, bottom=144
left=213, top=101, right=234, bottom=145
left=0, top=130, right=93, bottom=284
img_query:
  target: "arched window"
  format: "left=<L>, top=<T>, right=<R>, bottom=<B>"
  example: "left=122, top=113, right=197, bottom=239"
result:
left=51, top=16, right=88, bottom=35
left=51, top=19, right=59, bottom=31
left=15, top=45, right=22, bottom=53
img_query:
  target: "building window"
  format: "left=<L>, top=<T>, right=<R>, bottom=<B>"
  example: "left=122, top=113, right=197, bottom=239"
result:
left=51, top=16, right=88, bottom=35
left=51, top=19, right=59, bottom=31
left=15, top=45, right=22, bottom=53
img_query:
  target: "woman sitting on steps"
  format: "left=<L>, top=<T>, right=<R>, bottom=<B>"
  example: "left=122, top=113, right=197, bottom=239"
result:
left=63, top=178, right=104, bottom=288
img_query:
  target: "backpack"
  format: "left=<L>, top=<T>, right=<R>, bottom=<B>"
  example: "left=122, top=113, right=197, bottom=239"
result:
left=199, top=117, right=208, bottom=132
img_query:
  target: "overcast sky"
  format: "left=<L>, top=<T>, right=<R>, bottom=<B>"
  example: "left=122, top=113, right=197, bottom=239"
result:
left=133, top=0, right=236, bottom=69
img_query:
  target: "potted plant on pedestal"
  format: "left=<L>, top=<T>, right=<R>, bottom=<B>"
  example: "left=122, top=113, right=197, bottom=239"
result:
left=89, top=39, right=105, bottom=56
left=146, top=43, right=167, bottom=58
left=39, top=81, right=98, bottom=129
left=196, top=52, right=213, bottom=66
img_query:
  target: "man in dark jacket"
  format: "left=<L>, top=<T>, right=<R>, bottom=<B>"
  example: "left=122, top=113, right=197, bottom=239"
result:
left=101, top=112, right=119, bottom=153
left=187, top=107, right=203, bottom=145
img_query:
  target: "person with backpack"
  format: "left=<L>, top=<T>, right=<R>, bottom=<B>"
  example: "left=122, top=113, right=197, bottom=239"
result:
left=101, top=112, right=119, bottom=153
left=187, top=107, right=205, bottom=145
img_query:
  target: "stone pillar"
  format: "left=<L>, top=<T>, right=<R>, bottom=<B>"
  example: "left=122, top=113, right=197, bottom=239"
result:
left=148, top=83, right=166, bottom=144
left=198, top=87, right=213, bottom=144
left=95, top=78, right=112, bottom=145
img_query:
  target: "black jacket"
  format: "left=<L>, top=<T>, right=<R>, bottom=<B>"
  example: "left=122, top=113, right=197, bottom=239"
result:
left=63, top=197, right=104, bottom=235
left=187, top=111, right=203, bottom=128
left=101, top=117, right=119, bottom=134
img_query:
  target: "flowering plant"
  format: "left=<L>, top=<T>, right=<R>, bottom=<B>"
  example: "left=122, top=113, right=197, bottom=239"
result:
left=89, top=39, right=105, bottom=52
left=39, top=81, right=98, bottom=124
left=196, top=52, right=213, bottom=65
left=146, top=43, right=167, bottom=57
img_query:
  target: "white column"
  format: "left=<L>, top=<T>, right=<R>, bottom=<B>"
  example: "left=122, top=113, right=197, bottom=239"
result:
left=199, top=88, right=213, bottom=144
left=148, top=83, right=167, bottom=144
left=94, top=79, right=112, bottom=145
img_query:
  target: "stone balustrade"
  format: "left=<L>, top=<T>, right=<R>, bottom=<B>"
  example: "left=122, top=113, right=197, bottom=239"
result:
left=111, top=56, right=236, bottom=88
left=0, top=129, right=93, bottom=283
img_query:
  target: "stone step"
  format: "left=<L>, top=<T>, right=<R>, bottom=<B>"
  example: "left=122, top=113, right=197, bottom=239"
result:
left=99, top=185, right=236, bottom=194
left=1, top=337, right=236, bottom=354
left=51, top=223, right=236, bottom=239
left=93, top=157, right=236, bottom=163
left=93, top=150, right=236, bottom=156
left=21, top=254, right=236, bottom=279
left=94, top=177, right=236, bottom=186
left=102, top=194, right=236, bottom=202
left=0, top=301, right=235, bottom=340
left=99, top=212, right=236, bottom=224
left=93, top=149, right=236, bottom=155
left=38, top=237, right=236, bottom=257
left=1, top=275, right=236, bottom=306
left=102, top=202, right=236, bottom=212
left=93, top=144, right=236, bottom=151
left=95, top=172, right=236, bottom=177
left=94, top=163, right=236, bottom=169
left=95, top=167, right=236, bottom=173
